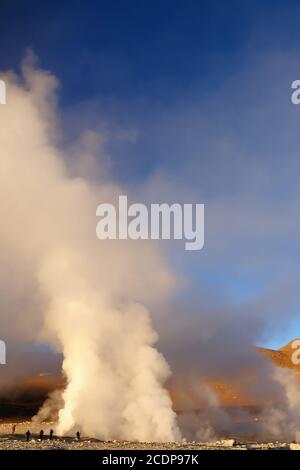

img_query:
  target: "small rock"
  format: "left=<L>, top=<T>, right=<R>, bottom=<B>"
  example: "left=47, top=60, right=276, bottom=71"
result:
left=219, top=439, right=236, bottom=447
left=290, top=443, right=300, bottom=450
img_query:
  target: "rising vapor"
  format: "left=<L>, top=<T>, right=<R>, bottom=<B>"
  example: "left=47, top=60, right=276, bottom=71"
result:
left=0, top=55, right=180, bottom=441
left=1, top=55, right=300, bottom=444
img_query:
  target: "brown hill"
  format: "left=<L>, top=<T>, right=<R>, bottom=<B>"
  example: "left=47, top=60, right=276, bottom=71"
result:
left=257, top=339, right=300, bottom=375
left=171, top=339, right=300, bottom=411
left=1, top=340, right=300, bottom=418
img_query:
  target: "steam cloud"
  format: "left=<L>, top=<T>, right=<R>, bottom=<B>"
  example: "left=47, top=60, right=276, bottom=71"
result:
left=1, top=55, right=300, bottom=443
left=0, top=55, right=180, bottom=441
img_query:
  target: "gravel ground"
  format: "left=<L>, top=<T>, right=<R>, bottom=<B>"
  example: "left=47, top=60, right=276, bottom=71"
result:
left=0, top=421, right=295, bottom=450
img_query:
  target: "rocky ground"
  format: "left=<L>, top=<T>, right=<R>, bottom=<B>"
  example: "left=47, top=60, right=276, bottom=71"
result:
left=0, top=421, right=298, bottom=450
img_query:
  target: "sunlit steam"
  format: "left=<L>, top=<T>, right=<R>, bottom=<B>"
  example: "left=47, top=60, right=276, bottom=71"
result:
left=0, top=56, right=180, bottom=441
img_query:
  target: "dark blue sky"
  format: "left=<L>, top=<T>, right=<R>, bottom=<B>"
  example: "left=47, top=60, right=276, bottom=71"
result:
left=1, top=1, right=235, bottom=100
left=0, top=0, right=294, bottom=103
left=2, top=0, right=300, bottom=349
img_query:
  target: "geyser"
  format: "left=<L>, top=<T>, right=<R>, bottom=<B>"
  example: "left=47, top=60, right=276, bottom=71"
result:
left=0, top=56, right=180, bottom=442
left=1, top=54, right=300, bottom=444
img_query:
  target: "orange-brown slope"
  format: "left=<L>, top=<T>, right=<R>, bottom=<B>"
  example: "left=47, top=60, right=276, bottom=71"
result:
left=257, top=339, right=300, bottom=376
left=1, top=340, right=300, bottom=417
left=171, top=339, right=300, bottom=412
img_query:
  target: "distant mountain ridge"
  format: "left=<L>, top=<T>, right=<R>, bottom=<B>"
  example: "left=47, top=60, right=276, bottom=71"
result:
left=171, top=339, right=300, bottom=411
left=258, top=339, right=300, bottom=374
left=0, top=340, right=300, bottom=417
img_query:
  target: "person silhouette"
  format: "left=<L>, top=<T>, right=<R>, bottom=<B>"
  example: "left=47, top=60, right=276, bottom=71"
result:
left=49, top=429, right=54, bottom=440
left=25, top=430, right=31, bottom=442
left=76, top=431, right=80, bottom=441
left=39, top=429, right=44, bottom=441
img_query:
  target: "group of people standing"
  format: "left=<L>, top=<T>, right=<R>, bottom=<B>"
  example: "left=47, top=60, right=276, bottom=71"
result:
left=24, top=429, right=55, bottom=442
left=11, top=424, right=81, bottom=442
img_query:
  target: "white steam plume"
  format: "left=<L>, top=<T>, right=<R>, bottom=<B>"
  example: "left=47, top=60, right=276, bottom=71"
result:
left=0, top=56, right=180, bottom=441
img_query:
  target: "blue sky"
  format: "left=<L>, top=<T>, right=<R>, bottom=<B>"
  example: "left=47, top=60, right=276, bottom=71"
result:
left=0, top=0, right=255, bottom=102
left=1, top=0, right=300, bottom=350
